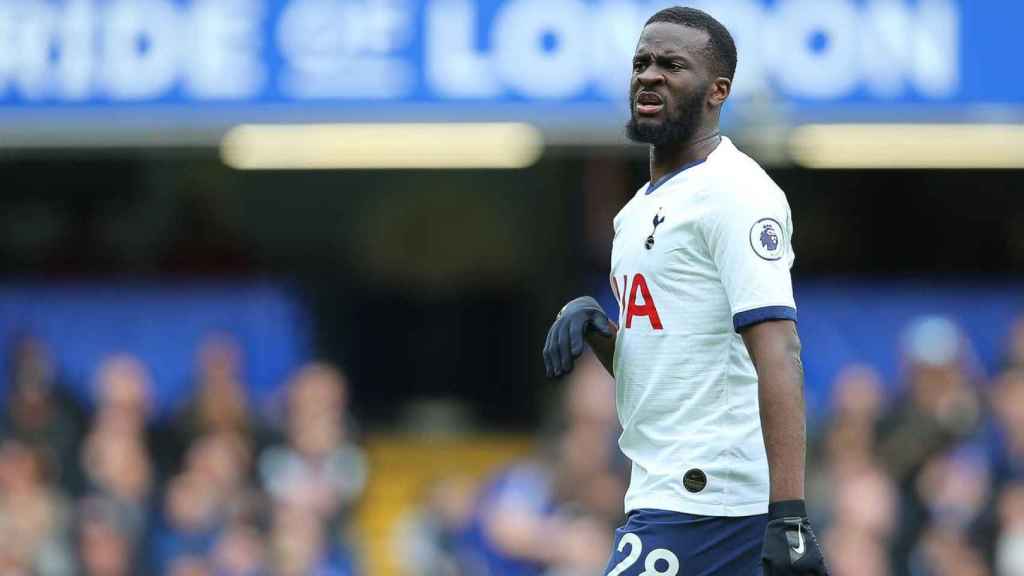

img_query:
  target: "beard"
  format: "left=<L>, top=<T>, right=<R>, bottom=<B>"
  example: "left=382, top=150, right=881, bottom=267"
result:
left=626, top=86, right=706, bottom=146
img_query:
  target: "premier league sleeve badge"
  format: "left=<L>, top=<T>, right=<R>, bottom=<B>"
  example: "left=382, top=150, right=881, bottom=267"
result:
left=749, top=218, right=784, bottom=261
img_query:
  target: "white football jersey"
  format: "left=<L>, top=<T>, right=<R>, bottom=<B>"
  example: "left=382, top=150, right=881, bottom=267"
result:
left=610, top=137, right=796, bottom=517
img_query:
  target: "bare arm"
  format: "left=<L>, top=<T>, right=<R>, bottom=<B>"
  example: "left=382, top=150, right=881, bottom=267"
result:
left=741, top=319, right=805, bottom=503
left=584, top=321, right=618, bottom=376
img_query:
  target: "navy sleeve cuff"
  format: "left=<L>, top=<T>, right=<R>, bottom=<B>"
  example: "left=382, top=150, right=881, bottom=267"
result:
left=733, top=305, right=797, bottom=332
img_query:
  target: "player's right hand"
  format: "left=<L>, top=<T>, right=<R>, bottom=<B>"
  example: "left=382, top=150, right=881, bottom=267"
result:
left=761, top=500, right=829, bottom=575
left=543, top=296, right=614, bottom=378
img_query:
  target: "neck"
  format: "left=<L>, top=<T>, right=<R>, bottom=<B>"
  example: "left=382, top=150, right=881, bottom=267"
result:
left=649, top=127, right=722, bottom=183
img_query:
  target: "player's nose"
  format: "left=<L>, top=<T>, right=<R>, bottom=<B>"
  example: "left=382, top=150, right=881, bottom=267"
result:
left=636, top=65, right=664, bottom=87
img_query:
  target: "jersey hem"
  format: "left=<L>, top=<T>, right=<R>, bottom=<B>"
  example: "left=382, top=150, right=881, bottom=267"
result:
left=625, top=496, right=769, bottom=518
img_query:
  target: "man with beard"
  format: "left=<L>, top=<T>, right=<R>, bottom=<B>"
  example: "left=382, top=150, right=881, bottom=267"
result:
left=543, top=7, right=829, bottom=575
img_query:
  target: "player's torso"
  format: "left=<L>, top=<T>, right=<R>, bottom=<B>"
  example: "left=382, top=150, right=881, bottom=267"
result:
left=608, top=162, right=769, bottom=517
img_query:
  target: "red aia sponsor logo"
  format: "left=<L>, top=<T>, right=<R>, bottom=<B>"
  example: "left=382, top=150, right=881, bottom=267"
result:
left=613, top=273, right=663, bottom=330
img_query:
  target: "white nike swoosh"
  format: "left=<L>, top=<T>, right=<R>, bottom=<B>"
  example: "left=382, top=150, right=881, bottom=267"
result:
left=792, top=525, right=805, bottom=555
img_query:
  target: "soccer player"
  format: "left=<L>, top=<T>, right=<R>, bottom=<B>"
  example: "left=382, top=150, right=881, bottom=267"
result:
left=542, top=7, right=829, bottom=575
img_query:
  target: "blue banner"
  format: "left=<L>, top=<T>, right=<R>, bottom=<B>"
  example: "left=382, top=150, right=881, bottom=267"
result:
left=0, top=282, right=311, bottom=417
left=0, top=0, right=1020, bottom=129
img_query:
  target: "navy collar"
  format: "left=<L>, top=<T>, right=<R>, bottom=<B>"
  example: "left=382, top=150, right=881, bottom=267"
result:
left=645, top=157, right=707, bottom=195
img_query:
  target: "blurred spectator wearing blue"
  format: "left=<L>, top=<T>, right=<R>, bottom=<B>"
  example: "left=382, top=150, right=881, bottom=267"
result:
left=259, top=362, right=366, bottom=576
left=80, top=356, right=156, bottom=552
left=172, top=334, right=269, bottom=469
left=811, top=364, right=895, bottom=576
left=0, top=439, right=75, bottom=575
left=76, top=496, right=139, bottom=576
left=456, top=354, right=623, bottom=576
left=3, top=333, right=87, bottom=494
left=876, top=317, right=983, bottom=576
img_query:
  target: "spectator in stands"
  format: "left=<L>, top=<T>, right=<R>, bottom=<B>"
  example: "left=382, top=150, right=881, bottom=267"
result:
left=1003, top=316, right=1024, bottom=370
left=78, top=425, right=152, bottom=552
left=824, top=464, right=898, bottom=575
left=988, top=367, right=1024, bottom=486
left=77, top=355, right=158, bottom=570
left=809, top=364, right=886, bottom=522
left=913, top=525, right=990, bottom=576
left=877, top=316, right=983, bottom=575
left=150, top=471, right=223, bottom=574
left=393, top=476, right=478, bottom=576
left=812, top=366, right=895, bottom=575
left=152, top=430, right=261, bottom=573
left=824, top=527, right=890, bottom=576
left=914, top=448, right=991, bottom=546
left=269, top=504, right=355, bottom=576
left=259, top=362, right=367, bottom=527
left=0, top=439, right=74, bottom=575
left=167, top=555, right=212, bottom=576
left=189, top=432, right=257, bottom=513
left=76, top=497, right=138, bottom=576
left=878, top=317, right=982, bottom=483
left=92, top=355, right=152, bottom=434
left=457, top=353, right=620, bottom=576
left=3, top=333, right=86, bottom=493
left=258, top=362, right=366, bottom=574
left=94, top=353, right=188, bottom=484
left=995, top=483, right=1024, bottom=575
left=560, top=354, right=627, bottom=525
left=209, top=519, right=270, bottom=576
left=174, top=334, right=267, bottom=469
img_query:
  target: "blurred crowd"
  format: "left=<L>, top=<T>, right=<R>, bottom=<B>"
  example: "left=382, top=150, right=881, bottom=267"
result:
left=811, top=315, right=1024, bottom=576
left=6, top=313, right=1024, bottom=576
left=394, top=315, right=1024, bottom=576
left=1, top=333, right=366, bottom=576
left=393, top=354, right=625, bottom=576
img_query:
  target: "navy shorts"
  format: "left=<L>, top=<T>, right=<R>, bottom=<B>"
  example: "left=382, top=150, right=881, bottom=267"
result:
left=603, top=509, right=767, bottom=576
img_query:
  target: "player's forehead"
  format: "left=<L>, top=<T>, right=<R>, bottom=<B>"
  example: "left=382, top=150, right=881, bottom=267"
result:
left=634, top=21, right=709, bottom=59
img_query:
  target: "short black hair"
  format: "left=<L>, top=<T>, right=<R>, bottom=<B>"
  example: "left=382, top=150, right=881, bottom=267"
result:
left=645, top=6, right=737, bottom=81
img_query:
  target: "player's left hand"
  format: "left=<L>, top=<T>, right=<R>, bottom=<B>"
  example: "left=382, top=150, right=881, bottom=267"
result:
left=761, top=500, right=829, bottom=575
left=543, top=296, right=614, bottom=378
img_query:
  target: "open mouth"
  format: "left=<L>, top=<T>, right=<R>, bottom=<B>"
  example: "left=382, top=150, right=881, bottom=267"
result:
left=635, top=92, right=664, bottom=115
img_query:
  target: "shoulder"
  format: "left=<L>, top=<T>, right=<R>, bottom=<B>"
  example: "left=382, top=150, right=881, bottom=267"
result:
left=702, top=138, right=788, bottom=212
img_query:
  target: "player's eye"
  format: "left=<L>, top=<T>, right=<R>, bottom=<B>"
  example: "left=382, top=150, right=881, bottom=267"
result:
left=632, top=60, right=647, bottom=72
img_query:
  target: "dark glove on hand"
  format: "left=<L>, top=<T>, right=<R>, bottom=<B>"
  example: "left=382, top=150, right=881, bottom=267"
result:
left=761, top=500, right=829, bottom=575
left=543, top=296, right=614, bottom=378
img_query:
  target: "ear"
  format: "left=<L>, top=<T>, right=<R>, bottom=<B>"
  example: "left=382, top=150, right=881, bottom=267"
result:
left=708, top=77, right=731, bottom=107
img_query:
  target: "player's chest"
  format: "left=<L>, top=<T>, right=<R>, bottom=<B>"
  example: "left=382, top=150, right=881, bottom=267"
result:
left=611, top=194, right=710, bottom=277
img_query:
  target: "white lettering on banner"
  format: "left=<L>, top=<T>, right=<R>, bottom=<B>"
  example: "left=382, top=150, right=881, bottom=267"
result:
left=492, top=0, right=589, bottom=99
left=277, top=0, right=413, bottom=98
left=861, top=0, right=959, bottom=99
left=104, top=0, right=180, bottom=99
left=0, top=0, right=267, bottom=101
left=0, top=0, right=961, bottom=104
left=5, top=0, right=57, bottom=100
left=186, top=0, right=266, bottom=99
left=58, top=0, right=94, bottom=100
left=911, top=0, right=959, bottom=97
left=425, top=0, right=501, bottom=98
left=422, top=0, right=959, bottom=102
left=726, top=0, right=957, bottom=99
left=769, top=0, right=860, bottom=99
left=0, top=0, right=93, bottom=100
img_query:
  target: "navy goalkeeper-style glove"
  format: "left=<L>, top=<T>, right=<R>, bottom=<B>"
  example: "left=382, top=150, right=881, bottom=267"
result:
left=543, top=296, right=614, bottom=378
left=761, top=500, right=829, bottom=575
